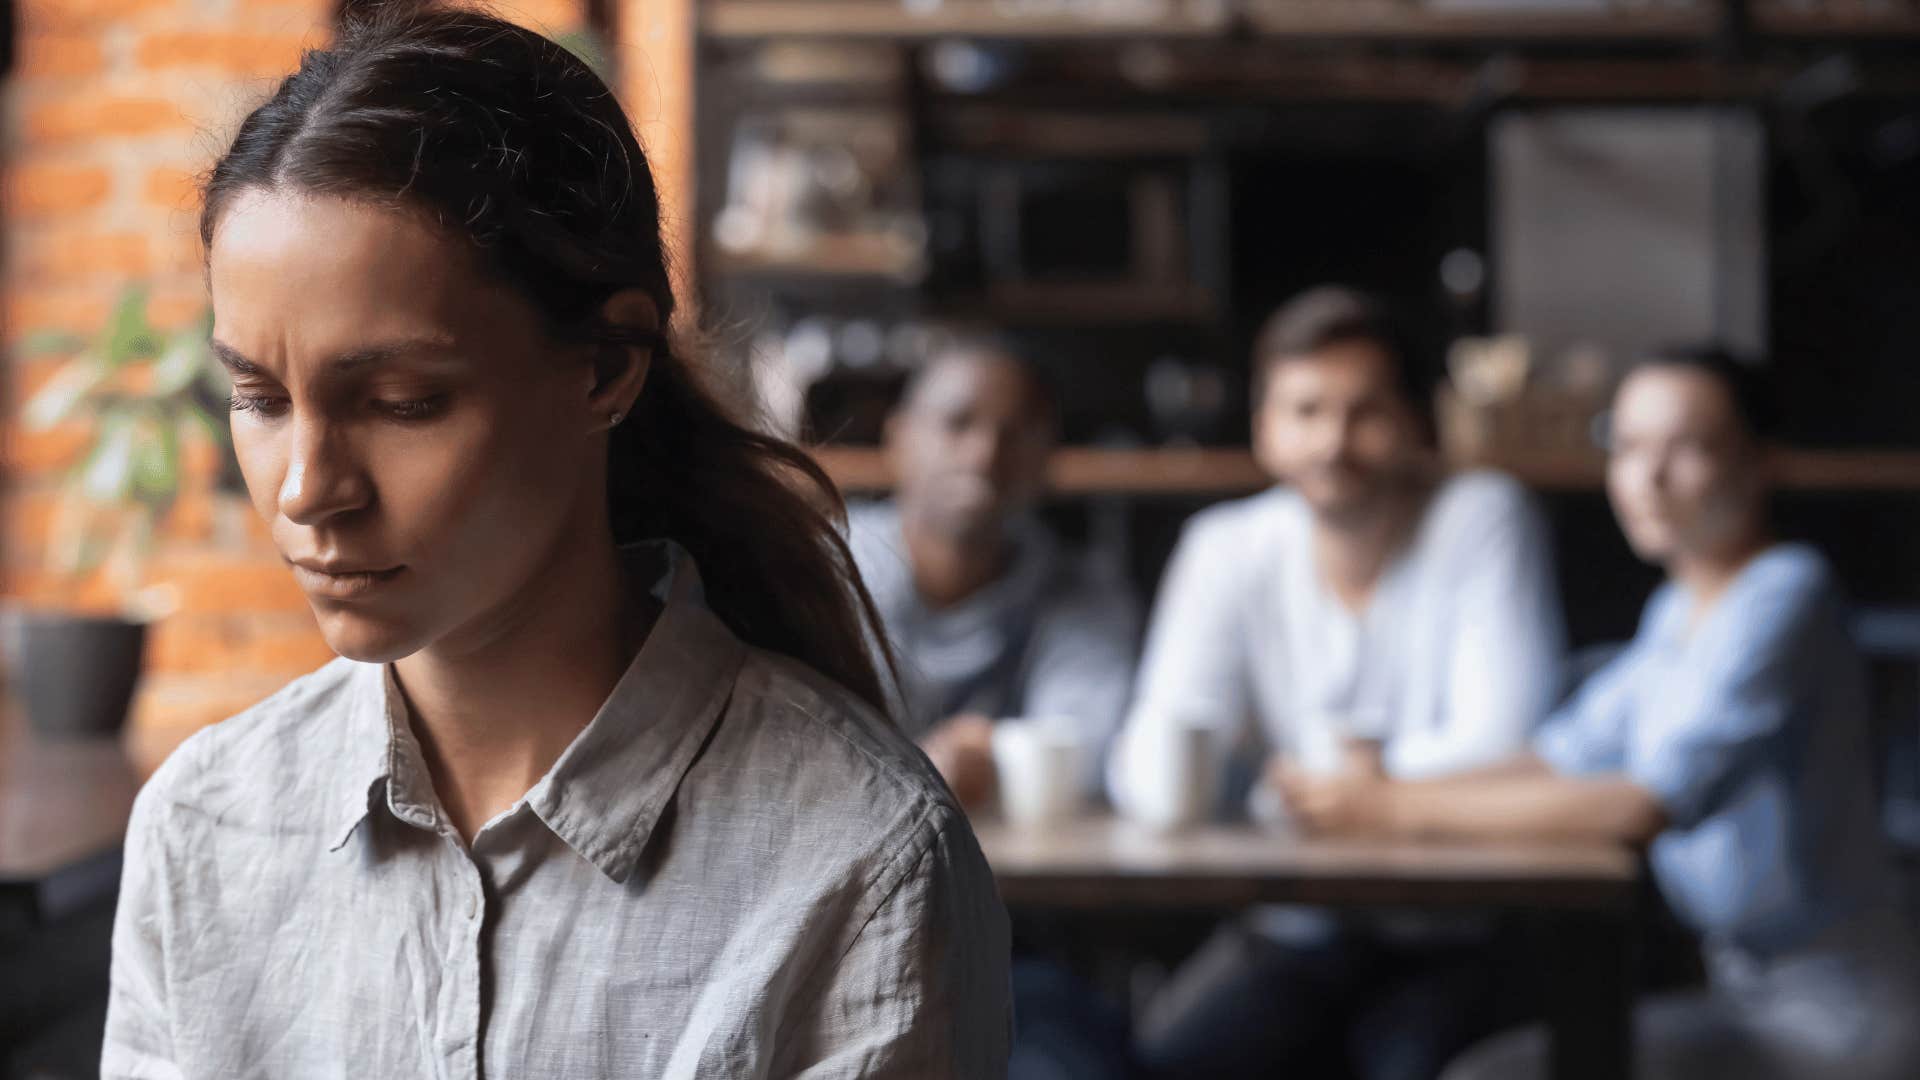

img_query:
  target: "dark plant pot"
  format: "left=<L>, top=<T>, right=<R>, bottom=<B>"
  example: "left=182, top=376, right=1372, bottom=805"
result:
left=1, top=609, right=147, bottom=738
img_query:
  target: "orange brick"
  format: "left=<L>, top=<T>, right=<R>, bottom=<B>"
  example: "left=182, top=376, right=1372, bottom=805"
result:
left=240, top=503, right=276, bottom=546
left=147, top=287, right=211, bottom=330
left=136, top=30, right=315, bottom=76
left=13, top=356, right=67, bottom=396
left=157, top=228, right=209, bottom=276
left=124, top=722, right=194, bottom=780
left=146, top=610, right=327, bottom=675
left=153, top=552, right=310, bottom=614
left=497, top=0, right=589, bottom=32
left=10, top=230, right=152, bottom=281
left=129, top=671, right=297, bottom=734
left=5, top=486, right=64, bottom=548
left=228, top=0, right=335, bottom=24
left=26, top=96, right=189, bottom=142
left=17, top=0, right=177, bottom=30
left=160, top=484, right=217, bottom=544
left=5, top=289, right=113, bottom=339
left=247, top=621, right=336, bottom=672
left=3, top=162, right=113, bottom=217
left=145, top=166, right=204, bottom=212
left=178, top=438, right=223, bottom=484
left=16, top=33, right=105, bottom=79
left=146, top=612, right=244, bottom=673
left=0, top=565, right=126, bottom=615
left=2, top=423, right=93, bottom=473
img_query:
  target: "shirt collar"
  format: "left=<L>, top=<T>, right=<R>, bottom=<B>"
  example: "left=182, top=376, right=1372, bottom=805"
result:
left=327, top=541, right=749, bottom=883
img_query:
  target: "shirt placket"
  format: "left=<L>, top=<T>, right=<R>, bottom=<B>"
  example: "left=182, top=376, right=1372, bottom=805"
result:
left=434, top=828, right=488, bottom=1080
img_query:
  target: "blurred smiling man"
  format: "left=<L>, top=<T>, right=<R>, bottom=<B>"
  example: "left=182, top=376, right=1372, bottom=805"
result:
left=1113, top=286, right=1565, bottom=1080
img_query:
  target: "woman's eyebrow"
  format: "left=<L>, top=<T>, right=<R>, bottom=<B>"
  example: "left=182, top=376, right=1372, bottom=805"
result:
left=210, top=337, right=463, bottom=377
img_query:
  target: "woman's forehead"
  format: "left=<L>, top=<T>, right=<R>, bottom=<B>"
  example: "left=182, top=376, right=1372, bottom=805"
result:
left=208, top=190, right=528, bottom=357
left=1613, top=367, right=1741, bottom=438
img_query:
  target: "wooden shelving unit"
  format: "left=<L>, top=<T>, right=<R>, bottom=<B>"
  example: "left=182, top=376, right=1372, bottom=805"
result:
left=1754, top=9, right=1920, bottom=37
left=810, top=445, right=1920, bottom=497
left=703, top=0, right=1235, bottom=41
left=705, top=1, right=1920, bottom=46
left=703, top=0, right=1730, bottom=42
left=709, top=240, right=925, bottom=283
left=1239, top=2, right=1719, bottom=40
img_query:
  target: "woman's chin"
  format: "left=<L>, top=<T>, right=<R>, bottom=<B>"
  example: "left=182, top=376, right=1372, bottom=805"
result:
left=311, top=609, right=426, bottom=665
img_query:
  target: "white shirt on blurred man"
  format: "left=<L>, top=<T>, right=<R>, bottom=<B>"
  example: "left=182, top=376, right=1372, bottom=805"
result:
left=1110, top=468, right=1564, bottom=813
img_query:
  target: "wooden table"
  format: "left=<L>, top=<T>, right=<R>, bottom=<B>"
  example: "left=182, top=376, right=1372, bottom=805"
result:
left=0, top=708, right=142, bottom=927
left=976, top=816, right=1642, bottom=1080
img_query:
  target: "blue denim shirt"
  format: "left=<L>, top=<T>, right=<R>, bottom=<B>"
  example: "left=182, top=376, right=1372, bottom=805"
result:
left=1537, top=544, right=1898, bottom=955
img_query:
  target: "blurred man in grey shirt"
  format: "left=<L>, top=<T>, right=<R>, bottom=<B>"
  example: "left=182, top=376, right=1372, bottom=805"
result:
left=849, top=339, right=1140, bottom=810
left=850, top=338, right=1141, bottom=1079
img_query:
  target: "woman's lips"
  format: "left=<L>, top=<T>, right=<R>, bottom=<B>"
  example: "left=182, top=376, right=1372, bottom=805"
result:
left=290, top=562, right=406, bottom=600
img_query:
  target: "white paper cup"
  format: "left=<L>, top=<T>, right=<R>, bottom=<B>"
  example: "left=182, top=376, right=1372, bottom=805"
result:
left=991, top=720, right=1087, bottom=828
left=1125, top=711, right=1223, bottom=831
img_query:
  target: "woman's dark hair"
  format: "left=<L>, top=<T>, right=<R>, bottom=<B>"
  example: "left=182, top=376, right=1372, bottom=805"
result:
left=200, top=5, right=894, bottom=714
left=1251, top=285, right=1432, bottom=418
left=1627, top=344, right=1781, bottom=442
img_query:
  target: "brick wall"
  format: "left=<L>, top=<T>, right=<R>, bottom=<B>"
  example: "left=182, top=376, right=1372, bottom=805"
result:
left=2, top=0, right=688, bottom=760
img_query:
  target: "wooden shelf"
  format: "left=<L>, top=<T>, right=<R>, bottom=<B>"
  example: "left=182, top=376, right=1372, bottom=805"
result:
left=704, top=3, right=1920, bottom=48
left=710, top=236, right=925, bottom=282
left=1754, top=10, right=1920, bottom=37
left=704, top=0, right=1721, bottom=42
left=811, top=445, right=1920, bottom=497
left=704, top=0, right=1233, bottom=40
left=1241, top=2, right=1717, bottom=41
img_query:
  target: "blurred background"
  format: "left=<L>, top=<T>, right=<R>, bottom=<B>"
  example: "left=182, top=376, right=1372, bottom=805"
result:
left=0, top=0, right=1917, bottom=1076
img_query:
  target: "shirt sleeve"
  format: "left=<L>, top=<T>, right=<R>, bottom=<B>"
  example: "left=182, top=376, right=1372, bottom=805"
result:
left=781, top=813, right=1012, bottom=1078
left=1628, top=562, right=1834, bottom=829
left=1109, top=509, right=1253, bottom=814
left=101, top=778, right=186, bottom=1080
left=1019, top=567, right=1142, bottom=796
left=1535, top=646, right=1643, bottom=777
left=1388, top=482, right=1567, bottom=778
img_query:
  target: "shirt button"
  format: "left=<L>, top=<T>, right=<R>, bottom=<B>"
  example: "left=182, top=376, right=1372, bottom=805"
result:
left=467, top=894, right=479, bottom=920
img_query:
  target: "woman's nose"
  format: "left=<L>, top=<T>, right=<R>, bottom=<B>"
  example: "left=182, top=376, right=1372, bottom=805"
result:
left=277, top=416, right=373, bottom=525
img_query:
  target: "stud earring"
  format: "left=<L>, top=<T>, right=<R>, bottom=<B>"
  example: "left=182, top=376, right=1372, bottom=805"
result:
left=609, top=411, right=624, bottom=428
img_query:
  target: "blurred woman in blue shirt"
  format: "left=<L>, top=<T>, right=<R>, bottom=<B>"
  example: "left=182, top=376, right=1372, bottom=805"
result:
left=1281, top=347, right=1920, bottom=1079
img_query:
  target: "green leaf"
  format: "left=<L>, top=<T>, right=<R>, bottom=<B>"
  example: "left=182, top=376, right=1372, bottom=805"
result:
left=184, top=378, right=234, bottom=445
left=16, top=330, right=89, bottom=357
left=553, top=28, right=613, bottom=83
left=57, top=529, right=115, bottom=580
left=78, top=414, right=139, bottom=503
left=131, top=416, right=181, bottom=508
left=180, top=407, right=226, bottom=450
left=22, top=357, right=112, bottom=429
left=151, top=333, right=208, bottom=396
left=102, top=286, right=159, bottom=367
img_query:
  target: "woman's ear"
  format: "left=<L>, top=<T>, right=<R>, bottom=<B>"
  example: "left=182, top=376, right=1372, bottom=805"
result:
left=588, top=288, right=659, bottom=429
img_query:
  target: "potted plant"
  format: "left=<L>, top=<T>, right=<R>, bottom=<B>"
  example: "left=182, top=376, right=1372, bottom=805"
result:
left=3, top=286, right=235, bottom=737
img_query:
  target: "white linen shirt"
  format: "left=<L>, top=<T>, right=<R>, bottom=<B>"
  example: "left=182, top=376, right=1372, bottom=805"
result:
left=1112, top=470, right=1565, bottom=813
left=102, top=543, right=1011, bottom=1079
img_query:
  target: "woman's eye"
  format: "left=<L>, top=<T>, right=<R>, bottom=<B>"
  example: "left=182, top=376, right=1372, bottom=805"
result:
left=228, top=392, right=290, bottom=418
left=375, top=395, right=450, bottom=422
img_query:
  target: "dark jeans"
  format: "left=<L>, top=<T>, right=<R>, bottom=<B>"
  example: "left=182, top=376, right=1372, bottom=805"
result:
left=1135, top=918, right=1508, bottom=1080
left=1011, top=956, right=1135, bottom=1080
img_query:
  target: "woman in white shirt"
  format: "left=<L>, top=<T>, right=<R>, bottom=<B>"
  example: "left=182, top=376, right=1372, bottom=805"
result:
left=101, top=10, right=1008, bottom=1078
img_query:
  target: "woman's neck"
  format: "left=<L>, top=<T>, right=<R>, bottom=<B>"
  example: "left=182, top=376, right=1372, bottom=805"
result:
left=394, top=527, right=656, bottom=844
left=1672, top=528, right=1773, bottom=626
